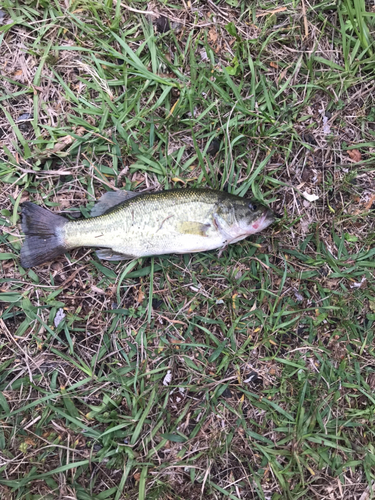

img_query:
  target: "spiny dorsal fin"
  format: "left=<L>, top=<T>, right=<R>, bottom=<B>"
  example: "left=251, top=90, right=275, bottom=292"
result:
left=91, top=191, right=140, bottom=217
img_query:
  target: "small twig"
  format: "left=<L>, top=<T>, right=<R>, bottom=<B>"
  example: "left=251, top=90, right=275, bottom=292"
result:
left=117, top=2, right=157, bottom=16
left=16, top=166, right=73, bottom=175
left=256, top=7, right=288, bottom=17
left=301, top=0, right=309, bottom=39
left=157, top=315, right=187, bottom=326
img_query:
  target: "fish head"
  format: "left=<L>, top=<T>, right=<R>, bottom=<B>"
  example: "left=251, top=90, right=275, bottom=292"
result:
left=214, top=197, right=275, bottom=243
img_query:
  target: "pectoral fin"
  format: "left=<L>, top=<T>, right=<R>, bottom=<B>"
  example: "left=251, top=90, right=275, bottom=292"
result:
left=91, top=191, right=140, bottom=217
left=177, top=221, right=211, bottom=236
left=96, top=249, right=134, bottom=261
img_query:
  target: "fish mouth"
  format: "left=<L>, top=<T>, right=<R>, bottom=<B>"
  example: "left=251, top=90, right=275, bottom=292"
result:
left=261, top=209, right=277, bottom=227
left=254, top=211, right=274, bottom=231
left=230, top=212, right=275, bottom=243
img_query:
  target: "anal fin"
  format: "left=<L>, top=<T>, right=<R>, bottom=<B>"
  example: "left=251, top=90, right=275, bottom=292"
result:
left=96, top=249, right=134, bottom=261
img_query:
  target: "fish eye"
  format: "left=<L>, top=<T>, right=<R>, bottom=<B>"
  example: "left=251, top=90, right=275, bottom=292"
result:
left=248, top=203, right=257, bottom=211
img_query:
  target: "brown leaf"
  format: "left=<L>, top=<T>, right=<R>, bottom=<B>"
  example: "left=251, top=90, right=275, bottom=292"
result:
left=278, top=67, right=288, bottom=82
left=348, top=149, right=361, bottom=162
left=38, top=135, right=75, bottom=158
left=131, top=172, right=145, bottom=184
left=24, top=437, right=36, bottom=446
left=133, top=472, right=141, bottom=482
left=269, top=365, right=278, bottom=376
left=137, top=288, right=145, bottom=304
left=364, top=193, right=375, bottom=210
left=208, top=26, right=218, bottom=44
left=270, top=61, right=278, bottom=69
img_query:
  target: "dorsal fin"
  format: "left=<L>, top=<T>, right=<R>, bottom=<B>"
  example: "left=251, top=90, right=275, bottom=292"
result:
left=90, top=191, right=140, bottom=217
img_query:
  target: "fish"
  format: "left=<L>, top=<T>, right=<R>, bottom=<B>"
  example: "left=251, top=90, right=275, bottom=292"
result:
left=20, top=188, right=275, bottom=268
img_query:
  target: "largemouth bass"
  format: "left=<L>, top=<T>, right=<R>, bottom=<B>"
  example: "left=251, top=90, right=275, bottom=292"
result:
left=20, top=188, right=275, bottom=268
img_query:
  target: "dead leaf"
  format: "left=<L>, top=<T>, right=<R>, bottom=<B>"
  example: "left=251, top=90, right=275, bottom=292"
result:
left=348, top=149, right=361, bottom=162
left=326, top=279, right=340, bottom=289
left=167, top=98, right=179, bottom=118
left=41, top=135, right=75, bottom=157
left=131, top=172, right=145, bottom=184
left=350, top=277, right=367, bottom=289
left=278, top=67, right=288, bottom=82
left=302, top=191, right=319, bottom=202
left=137, top=288, right=145, bottom=304
left=163, top=370, right=172, bottom=386
left=269, top=365, right=277, bottom=375
left=208, top=26, right=218, bottom=44
left=172, top=177, right=186, bottom=184
left=364, top=193, right=375, bottom=210
left=270, top=62, right=278, bottom=69
left=24, top=438, right=36, bottom=446
left=232, top=293, right=238, bottom=309
left=75, top=126, right=85, bottom=137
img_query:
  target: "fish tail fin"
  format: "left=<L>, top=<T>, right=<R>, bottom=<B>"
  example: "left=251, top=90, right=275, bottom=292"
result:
left=20, top=202, right=68, bottom=268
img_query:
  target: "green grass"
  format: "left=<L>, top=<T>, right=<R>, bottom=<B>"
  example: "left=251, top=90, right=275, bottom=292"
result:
left=1, top=0, right=375, bottom=499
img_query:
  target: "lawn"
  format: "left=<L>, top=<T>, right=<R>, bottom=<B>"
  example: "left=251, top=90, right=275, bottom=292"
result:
left=1, top=0, right=375, bottom=499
